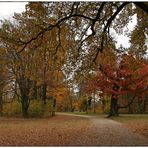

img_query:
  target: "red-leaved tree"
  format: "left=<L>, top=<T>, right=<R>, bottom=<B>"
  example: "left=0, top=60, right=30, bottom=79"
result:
left=82, top=54, right=148, bottom=117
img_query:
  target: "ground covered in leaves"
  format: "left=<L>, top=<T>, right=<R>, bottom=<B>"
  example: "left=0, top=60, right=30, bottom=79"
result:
left=0, top=115, right=91, bottom=146
left=111, top=114, right=148, bottom=138
left=0, top=114, right=148, bottom=146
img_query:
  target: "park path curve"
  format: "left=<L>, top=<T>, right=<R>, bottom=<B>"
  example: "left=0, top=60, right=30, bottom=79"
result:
left=57, top=112, right=148, bottom=146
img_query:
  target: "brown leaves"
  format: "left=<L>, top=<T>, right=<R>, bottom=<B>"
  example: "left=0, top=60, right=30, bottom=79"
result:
left=0, top=115, right=90, bottom=146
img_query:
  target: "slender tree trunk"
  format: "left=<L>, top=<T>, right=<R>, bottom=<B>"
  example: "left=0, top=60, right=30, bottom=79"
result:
left=69, top=96, right=73, bottom=112
left=33, top=81, right=37, bottom=99
left=128, top=98, right=132, bottom=113
left=93, top=97, right=96, bottom=113
left=127, top=93, right=132, bottom=113
left=138, top=97, right=143, bottom=113
left=143, top=97, right=147, bottom=113
left=38, top=85, right=42, bottom=99
left=0, top=92, right=3, bottom=117
left=42, top=82, right=47, bottom=104
left=51, top=98, right=56, bottom=116
left=86, top=101, right=88, bottom=114
left=101, top=98, right=105, bottom=113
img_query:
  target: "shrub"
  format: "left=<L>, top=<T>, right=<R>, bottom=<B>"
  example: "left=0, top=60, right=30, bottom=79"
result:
left=3, top=101, right=21, bottom=117
left=3, top=99, right=52, bottom=117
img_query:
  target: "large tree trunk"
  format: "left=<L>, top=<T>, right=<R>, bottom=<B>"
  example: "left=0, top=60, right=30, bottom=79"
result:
left=22, top=99, right=29, bottom=118
left=19, top=78, right=30, bottom=118
left=108, top=97, right=118, bottom=117
left=108, top=84, right=119, bottom=117
left=21, top=89, right=30, bottom=118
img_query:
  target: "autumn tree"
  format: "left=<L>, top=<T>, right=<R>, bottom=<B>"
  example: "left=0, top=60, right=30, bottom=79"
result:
left=82, top=53, right=148, bottom=116
left=0, top=2, right=72, bottom=117
left=0, top=48, right=7, bottom=116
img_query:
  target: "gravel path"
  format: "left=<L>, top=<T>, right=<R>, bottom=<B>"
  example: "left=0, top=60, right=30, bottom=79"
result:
left=57, top=113, right=148, bottom=146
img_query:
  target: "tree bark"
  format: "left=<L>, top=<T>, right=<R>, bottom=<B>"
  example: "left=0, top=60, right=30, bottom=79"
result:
left=22, top=99, right=29, bottom=118
left=108, top=97, right=118, bottom=117
left=128, top=98, right=132, bottom=113
left=19, top=78, right=30, bottom=118
left=51, top=98, right=56, bottom=116
left=108, top=84, right=119, bottom=117
left=143, top=97, right=147, bottom=113
left=93, top=97, right=96, bottom=114
left=69, top=96, right=73, bottom=112
left=33, top=81, right=37, bottom=99
left=42, top=81, right=47, bottom=104
left=0, top=92, right=3, bottom=117
left=21, top=90, right=30, bottom=118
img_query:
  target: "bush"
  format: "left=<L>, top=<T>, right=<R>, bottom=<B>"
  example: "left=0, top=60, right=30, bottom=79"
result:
left=28, top=100, right=52, bottom=117
left=3, top=99, right=52, bottom=117
left=3, top=101, right=21, bottom=117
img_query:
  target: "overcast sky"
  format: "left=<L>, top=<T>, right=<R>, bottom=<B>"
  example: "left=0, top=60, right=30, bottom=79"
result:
left=0, top=2, right=137, bottom=49
left=0, top=2, right=27, bottom=19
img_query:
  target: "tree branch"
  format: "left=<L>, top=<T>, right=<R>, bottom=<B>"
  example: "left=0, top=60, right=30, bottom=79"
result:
left=93, top=2, right=129, bottom=63
left=91, top=2, right=106, bottom=36
left=17, top=13, right=94, bottom=53
left=134, top=2, right=148, bottom=13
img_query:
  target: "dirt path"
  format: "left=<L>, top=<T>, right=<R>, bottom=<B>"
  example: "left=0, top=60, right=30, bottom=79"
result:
left=0, top=113, right=147, bottom=146
left=57, top=113, right=148, bottom=146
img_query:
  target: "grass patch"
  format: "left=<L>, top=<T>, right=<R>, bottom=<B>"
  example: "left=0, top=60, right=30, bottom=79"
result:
left=110, top=114, right=148, bottom=139
left=61, top=111, right=104, bottom=117
left=110, top=114, right=148, bottom=122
